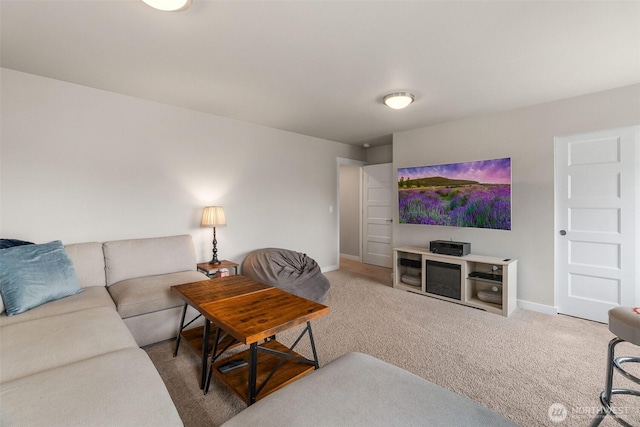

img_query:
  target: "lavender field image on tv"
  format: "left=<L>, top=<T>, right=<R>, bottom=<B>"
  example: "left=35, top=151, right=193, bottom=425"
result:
left=398, top=158, right=511, bottom=230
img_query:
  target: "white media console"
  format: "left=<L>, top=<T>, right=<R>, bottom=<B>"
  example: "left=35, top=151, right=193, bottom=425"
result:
left=393, top=246, right=517, bottom=317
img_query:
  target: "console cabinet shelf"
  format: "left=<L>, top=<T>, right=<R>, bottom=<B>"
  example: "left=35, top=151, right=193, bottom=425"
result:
left=393, top=246, right=517, bottom=317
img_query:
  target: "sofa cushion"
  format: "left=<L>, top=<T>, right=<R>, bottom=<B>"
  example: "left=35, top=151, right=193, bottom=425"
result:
left=0, top=240, right=83, bottom=316
left=0, top=286, right=115, bottom=327
left=123, top=304, right=203, bottom=348
left=107, top=270, right=207, bottom=319
left=64, top=242, right=107, bottom=288
left=221, top=352, right=518, bottom=427
left=0, top=306, right=137, bottom=383
left=0, top=348, right=183, bottom=427
left=103, top=234, right=197, bottom=286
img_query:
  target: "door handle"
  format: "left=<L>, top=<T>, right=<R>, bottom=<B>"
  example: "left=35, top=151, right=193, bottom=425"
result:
left=386, top=219, right=393, bottom=222
left=559, top=230, right=566, bottom=236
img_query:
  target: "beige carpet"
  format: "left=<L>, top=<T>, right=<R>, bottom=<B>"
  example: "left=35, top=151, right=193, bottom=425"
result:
left=145, top=259, right=640, bottom=426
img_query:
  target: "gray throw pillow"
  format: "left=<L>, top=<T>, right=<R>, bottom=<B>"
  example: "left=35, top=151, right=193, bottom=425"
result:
left=0, top=240, right=83, bottom=316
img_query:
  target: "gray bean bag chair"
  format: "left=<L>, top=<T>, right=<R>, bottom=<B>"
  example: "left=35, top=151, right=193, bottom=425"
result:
left=242, top=248, right=330, bottom=303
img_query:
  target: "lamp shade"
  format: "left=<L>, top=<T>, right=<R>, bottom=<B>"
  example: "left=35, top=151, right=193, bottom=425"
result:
left=201, top=206, right=226, bottom=227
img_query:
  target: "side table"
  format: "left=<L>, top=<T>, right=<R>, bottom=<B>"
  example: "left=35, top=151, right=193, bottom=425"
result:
left=197, top=260, right=239, bottom=278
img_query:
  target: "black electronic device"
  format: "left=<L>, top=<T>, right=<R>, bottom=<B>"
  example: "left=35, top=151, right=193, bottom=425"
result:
left=400, top=258, right=421, bottom=269
left=468, top=271, right=503, bottom=282
left=429, top=240, right=470, bottom=257
left=218, top=359, right=247, bottom=373
left=426, top=260, right=461, bottom=300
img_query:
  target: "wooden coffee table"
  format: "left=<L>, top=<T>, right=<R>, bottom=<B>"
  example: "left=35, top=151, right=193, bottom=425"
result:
left=171, top=276, right=330, bottom=404
left=202, top=286, right=329, bottom=404
left=171, top=276, right=273, bottom=389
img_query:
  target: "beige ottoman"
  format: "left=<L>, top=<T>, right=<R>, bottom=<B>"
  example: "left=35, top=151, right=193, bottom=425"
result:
left=591, top=306, right=640, bottom=426
left=222, top=352, right=518, bottom=427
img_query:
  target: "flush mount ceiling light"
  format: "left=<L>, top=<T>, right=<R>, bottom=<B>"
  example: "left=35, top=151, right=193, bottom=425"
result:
left=141, top=0, right=192, bottom=12
left=383, top=92, right=415, bottom=110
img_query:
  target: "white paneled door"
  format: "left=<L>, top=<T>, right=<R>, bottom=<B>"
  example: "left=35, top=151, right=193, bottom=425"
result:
left=362, top=163, right=393, bottom=268
left=555, top=126, right=638, bottom=323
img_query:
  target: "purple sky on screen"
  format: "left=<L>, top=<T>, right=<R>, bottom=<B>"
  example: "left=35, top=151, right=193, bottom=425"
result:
left=398, top=158, right=511, bottom=184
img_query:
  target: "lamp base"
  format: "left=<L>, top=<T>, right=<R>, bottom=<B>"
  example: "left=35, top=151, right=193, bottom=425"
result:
left=210, top=227, right=221, bottom=266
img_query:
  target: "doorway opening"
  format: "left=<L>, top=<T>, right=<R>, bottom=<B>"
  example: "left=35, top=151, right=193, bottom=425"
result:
left=337, top=158, right=393, bottom=269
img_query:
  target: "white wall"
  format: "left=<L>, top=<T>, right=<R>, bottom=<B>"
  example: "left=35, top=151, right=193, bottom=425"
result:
left=393, top=84, right=640, bottom=310
left=0, top=69, right=366, bottom=270
left=366, top=144, right=392, bottom=165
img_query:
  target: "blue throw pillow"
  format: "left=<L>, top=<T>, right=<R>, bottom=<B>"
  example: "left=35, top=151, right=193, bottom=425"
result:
left=0, top=240, right=83, bottom=316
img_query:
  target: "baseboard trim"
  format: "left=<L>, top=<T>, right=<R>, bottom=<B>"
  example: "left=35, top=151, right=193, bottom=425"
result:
left=517, top=299, right=558, bottom=315
left=339, top=253, right=361, bottom=262
left=321, top=264, right=339, bottom=273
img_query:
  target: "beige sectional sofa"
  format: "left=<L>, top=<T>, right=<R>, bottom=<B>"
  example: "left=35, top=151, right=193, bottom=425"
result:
left=0, top=234, right=208, bottom=426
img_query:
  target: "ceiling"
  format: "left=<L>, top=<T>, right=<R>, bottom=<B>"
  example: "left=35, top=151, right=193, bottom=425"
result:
left=2, top=1, right=639, bottom=147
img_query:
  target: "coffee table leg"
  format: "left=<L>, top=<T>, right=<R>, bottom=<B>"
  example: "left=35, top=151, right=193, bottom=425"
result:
left=173, top=303, right=188, bottom=357
left=200, top=320, right=211, bottom=390
left=248, top=342, right=258, bottom=405
left=307, top=322, right=320, bottom=369
left=204, top=327, right=222, bottom=395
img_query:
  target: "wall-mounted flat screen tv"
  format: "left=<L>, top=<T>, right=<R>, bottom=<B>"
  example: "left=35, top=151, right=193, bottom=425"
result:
left=398, top=157, right=511, bottom=230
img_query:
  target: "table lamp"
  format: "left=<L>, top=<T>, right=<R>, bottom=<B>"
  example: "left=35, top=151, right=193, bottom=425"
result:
left=201, top=206, right=226, bottom=265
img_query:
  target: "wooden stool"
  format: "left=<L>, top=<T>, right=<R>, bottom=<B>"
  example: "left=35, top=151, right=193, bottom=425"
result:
left=591, top=306, right=640, bottom=427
